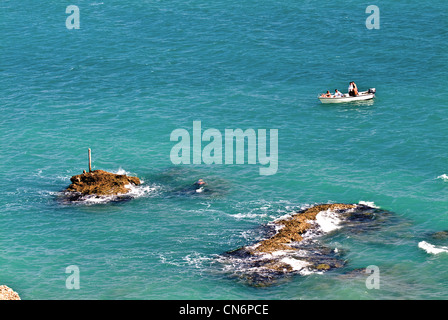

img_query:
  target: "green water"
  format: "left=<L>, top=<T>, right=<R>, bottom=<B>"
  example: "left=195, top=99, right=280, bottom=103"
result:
left=1, top=0, right=447, bottom=299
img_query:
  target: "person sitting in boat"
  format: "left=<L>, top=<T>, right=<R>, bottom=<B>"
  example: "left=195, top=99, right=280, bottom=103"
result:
left=333, top=89, right=343, bottom=97
left=348, top=82, right=354, bottom=96
left=348, top=81, right=359, bottom=96
left=321, top=90, right=332, bottom=98
left=353, top=82, right=358, bottom=96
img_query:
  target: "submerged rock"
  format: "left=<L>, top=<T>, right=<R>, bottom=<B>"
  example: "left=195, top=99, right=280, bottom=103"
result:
left=65, top=170, right=141, bottom=197
left=431, top=231, right=448, bottom=240
left=316, top=263, right=331, bottom=271
left=0, top=285, right=20, bottom=300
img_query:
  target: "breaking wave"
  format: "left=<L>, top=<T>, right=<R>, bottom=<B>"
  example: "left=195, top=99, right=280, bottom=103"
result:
left=314, top=208, right=344, bottom=233
left=59, top=183, right=161, bottom=204
left=418, top=241, right=448, bottom=255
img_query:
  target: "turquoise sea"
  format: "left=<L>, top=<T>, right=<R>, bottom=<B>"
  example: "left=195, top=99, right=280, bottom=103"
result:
left=1, top=0, right=447, bottom=300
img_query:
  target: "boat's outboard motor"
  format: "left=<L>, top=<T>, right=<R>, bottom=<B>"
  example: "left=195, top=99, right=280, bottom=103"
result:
left=368, top=88, right=376, bottom=94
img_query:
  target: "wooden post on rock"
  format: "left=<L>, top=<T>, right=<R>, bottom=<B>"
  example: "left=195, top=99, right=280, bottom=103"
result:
left=88, top=148, right=92, bottom=172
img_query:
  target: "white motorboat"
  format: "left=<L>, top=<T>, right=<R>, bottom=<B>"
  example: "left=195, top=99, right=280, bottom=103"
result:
left=318, top=88, right=376, bottom=104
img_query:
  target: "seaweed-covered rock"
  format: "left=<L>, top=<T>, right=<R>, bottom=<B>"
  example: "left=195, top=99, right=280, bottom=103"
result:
left=315, top=264, right=331, bottom=271
left=66, top=170, right=141, bottom=196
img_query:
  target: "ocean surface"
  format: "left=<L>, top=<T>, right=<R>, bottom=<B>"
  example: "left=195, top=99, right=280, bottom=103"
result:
left=1, top=0, right=447, bottom=299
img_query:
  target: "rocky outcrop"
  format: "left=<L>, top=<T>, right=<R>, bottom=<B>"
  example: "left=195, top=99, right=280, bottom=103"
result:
left=222, top=203, right=383, bottom=286
left=249, top=203, right=356, bottom=254
left=65, top=170, right=141, bottom=196
left=0, top=285, right=20, bottom=300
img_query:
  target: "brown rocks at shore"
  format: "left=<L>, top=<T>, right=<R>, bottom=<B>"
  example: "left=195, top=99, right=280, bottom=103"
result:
left=0, top=285, right=20, bottom=300
left=66, top=169, right=141, bottom=196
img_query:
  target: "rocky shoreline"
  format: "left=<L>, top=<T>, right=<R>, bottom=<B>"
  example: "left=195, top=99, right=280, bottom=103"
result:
left=0, top=285, right=20, bottom=300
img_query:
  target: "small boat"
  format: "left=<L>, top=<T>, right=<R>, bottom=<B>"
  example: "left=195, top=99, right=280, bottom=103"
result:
left=318, top=88, right=376, bottom=104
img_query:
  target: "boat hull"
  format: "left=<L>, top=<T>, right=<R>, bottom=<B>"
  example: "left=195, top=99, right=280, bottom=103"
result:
left=318, top=91, right=375, bottom=104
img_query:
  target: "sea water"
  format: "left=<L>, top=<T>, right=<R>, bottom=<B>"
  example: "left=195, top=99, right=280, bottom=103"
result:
left=1, top=0, right=447, bottom=299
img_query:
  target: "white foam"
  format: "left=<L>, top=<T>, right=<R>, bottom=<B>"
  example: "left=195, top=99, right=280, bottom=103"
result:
left=270, top=249, right=295, bottom=257
left=418, top=241, right=448, bottom=255
left=314, top=209, right=342, bottom=233
left=64, top=183, right=160, bottom=204
left=184, top=252, right=211, bottom=268
left=124, top=183, right=159, bottom=198
left=279, top=257, right=311, bottom=272
left=114, top=167, right=140, bottom=179
left=273, top=213, right=294, bottom=224
left=359, top=201, right=379, bottom=208
left=232, top=201, right=298, bottom=221
left=232, top=212, right=268, bottom=219
left=115, top=167, right=128, bottom=175
left=72, top=194, right=116, bottom=204
left=437, top=174, right=448, bottom=181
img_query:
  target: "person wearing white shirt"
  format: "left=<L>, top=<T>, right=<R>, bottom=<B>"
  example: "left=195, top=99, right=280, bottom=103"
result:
left=334, top=89, right=343, bottom=97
